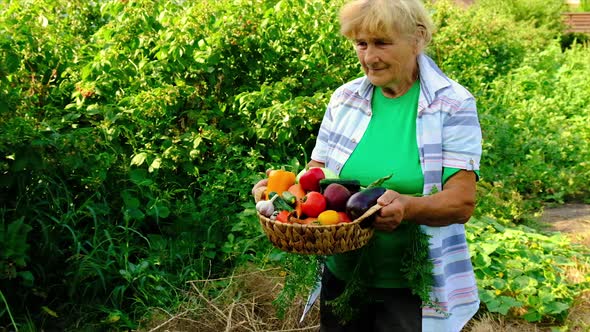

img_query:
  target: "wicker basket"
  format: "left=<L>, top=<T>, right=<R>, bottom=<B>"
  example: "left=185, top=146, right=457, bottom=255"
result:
left=257, top=204, right=381, bottom=255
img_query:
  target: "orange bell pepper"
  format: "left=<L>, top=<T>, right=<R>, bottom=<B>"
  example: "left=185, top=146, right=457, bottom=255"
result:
left=265, top=170, right=296, bottom=200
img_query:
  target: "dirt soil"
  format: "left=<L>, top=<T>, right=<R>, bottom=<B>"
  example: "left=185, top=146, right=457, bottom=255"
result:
left=540, top=203, right=590, bottom=246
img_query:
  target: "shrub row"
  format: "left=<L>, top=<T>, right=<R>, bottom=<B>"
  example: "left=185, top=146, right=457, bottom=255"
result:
left=0, top=0, right=588, bottom=329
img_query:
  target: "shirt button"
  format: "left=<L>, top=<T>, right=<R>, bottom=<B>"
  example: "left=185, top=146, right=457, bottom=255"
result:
left=368, top=111, right=372, bottom=116
left=336, top=165, right=341, bottom=170
left=352, top=138, right=356, bottom=143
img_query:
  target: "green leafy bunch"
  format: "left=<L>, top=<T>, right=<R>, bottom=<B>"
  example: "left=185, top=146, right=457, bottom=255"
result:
left=468, top=216, right=590, bottom=323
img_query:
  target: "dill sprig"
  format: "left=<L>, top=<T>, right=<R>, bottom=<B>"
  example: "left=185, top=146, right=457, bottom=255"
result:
left=328, top=224, right=441, bottom=322
left=400, top=223, right=440, bottom=311
left=324, top=242, right=373, bottom=324
left=272, top=254, right=324, bottom=319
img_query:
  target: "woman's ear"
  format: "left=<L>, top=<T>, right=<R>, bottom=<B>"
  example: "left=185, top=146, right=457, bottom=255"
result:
left=414, top=27, right=426, bottom=53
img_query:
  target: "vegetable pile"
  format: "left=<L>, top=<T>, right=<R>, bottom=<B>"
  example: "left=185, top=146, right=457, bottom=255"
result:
left=255, top=167, right=390, bottom=226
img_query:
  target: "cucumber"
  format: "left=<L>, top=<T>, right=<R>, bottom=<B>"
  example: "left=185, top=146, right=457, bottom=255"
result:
left=268, top=192, right=294, bottom=212
left=319, top=179, right=361, bottom=194
left=281, top=191, right=297, bottom=206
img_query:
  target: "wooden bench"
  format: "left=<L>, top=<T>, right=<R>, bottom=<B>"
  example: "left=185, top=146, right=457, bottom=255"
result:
left=562, top=12, right=590, bottom=34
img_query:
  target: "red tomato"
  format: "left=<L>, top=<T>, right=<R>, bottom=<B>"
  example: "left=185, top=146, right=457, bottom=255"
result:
left=301, top=191, right=327, bottom=218
left=276, top=210, right=291, bottom=223
left=338, top=212, right=352, bottom=223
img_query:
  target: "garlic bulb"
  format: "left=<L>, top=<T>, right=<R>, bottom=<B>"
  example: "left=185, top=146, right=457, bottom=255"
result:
left=256, top=195, right=278, bottom=217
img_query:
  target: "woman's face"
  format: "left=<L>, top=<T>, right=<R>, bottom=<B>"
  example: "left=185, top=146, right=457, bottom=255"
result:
left=354, top=31, right=418, bottom=91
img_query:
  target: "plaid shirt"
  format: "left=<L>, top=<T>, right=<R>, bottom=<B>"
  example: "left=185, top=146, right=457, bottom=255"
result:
left=311, top=54, right=482, bottom=332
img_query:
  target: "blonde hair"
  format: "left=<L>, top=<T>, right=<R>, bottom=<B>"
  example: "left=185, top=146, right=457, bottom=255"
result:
left=340, top=0, right=433, bottom=47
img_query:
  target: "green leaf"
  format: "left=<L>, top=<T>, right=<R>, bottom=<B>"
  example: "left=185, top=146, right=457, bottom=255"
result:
left=1, top=217, right=32, bottom=267
left=148, top=157, right=161, bottom=172
left=523, top=310, right=542, bottom=322
left=513, top=275, right=538, bottom=289
left=491, top=296, right=522, bottom=315
left=478, top=242, right=499, bottom=255
left=121, top=192, right=140, bottom=209
left=474, top=253, right=492, bottom=268
left=506, top=268, right=524, bottom=278
left=545, top=301, right=569, bottom=314
left=129, top=169, right=153, bottom=186
left=147, top=203, right=170, bottom=218
left=131, top=152, right=147, bottom=166
left=127, top=208, right=145, bottom=220
left=491, top=278, right=506, bottom=290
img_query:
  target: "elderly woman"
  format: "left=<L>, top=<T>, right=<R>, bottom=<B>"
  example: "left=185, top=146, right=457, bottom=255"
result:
left=307, top=0, right=482, bottom=331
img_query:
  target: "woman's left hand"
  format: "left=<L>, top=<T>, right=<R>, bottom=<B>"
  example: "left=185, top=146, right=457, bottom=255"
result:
left=373, top=190, right=409, bottom=232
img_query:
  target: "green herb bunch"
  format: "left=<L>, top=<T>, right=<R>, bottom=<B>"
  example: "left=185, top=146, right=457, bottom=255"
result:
left=400, top=223, right=441, bottom=312
left=272, top=254, right=324, bottom=319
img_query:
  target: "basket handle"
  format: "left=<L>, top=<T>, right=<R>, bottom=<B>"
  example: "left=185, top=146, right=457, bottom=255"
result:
left=353, top=203, right=383, bottom=228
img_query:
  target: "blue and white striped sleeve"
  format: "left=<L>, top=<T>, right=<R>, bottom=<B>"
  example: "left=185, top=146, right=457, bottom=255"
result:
left=442, top=97, right=482, bottom=172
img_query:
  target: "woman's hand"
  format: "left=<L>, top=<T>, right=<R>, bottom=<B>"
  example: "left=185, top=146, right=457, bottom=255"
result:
left=373, top=190, right=409, bottom=232
left=251, top=178, right=268, bottom=201
left=372, top=170, right=477, bottom=229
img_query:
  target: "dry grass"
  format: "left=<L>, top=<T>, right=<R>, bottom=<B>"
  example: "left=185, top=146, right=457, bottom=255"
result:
left=466, top=312, right=547, bottom=332
left=138, top=265, right=589, bottom=332
left=566, top=290, right=590, bottom=332
left=139, top=265, right=320, bottom=332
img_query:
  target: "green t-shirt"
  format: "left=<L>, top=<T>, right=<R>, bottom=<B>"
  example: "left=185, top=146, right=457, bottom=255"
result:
left=326, top=81, right=461, bottom=288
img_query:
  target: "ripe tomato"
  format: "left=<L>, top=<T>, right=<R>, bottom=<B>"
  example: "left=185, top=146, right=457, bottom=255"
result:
left=301, top=191, right=326, bottom=218
left=337, top=212, right=352, bottom=223
left=318, top=210, right=340, bottom=225
left=275, top=210, right=292, bottom=223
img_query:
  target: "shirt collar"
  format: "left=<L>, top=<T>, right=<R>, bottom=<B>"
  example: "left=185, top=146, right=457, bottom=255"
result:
left=353, top=53, right=451, bottom=108
left=417, top=53, right=451, bottom=106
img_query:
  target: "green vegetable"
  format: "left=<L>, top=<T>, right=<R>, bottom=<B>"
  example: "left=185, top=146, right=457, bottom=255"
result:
left=366, top=173, right=393, bottom=188
left=281, top=191, right=297, bottom=206
left=401, top=224, right=442, bottom=314
left=268, top=191, right=294, bottom=212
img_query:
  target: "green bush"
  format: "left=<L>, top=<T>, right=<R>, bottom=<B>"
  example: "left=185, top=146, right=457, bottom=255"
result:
left=428, top=0, right=553, bottom=92
left=479, top=43, right=590, bottom=205
left=561, top=32, right=590, bottom=50
left=0, top=0, right=355, bottom=329
left=1, top=0, right=589, bottom=330
left=468, top=216, right=589, bottom=323
left=474, top=0, right=566, bottom=32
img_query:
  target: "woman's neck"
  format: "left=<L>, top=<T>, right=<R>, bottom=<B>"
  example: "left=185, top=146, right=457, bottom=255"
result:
left=380, top=66, right=419, bottom=99
left=381, top=81, right=415, bottom=98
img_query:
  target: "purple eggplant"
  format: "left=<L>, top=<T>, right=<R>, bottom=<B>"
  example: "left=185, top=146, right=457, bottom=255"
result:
left=345, top=187, right=386, bottom=227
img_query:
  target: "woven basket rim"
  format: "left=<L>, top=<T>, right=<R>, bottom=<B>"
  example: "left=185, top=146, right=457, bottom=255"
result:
left=257, top=201, right=381, bottom=229
left=257, top=210, right=374, bottom=255
left=257, top=211, right=367, bottom=229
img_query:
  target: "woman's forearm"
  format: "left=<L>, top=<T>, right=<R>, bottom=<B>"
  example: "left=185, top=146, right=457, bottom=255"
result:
left=307, top=160, right=325, bottom=168
left=403, top=170, right=476, bottom=227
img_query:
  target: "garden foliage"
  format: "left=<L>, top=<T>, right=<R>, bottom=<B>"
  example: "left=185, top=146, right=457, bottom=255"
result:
left=0, top=0, right=589, bottom=330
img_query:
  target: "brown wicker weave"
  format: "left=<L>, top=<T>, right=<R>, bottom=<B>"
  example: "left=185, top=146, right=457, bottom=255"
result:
left=257, top=204, right=381, bottom=255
